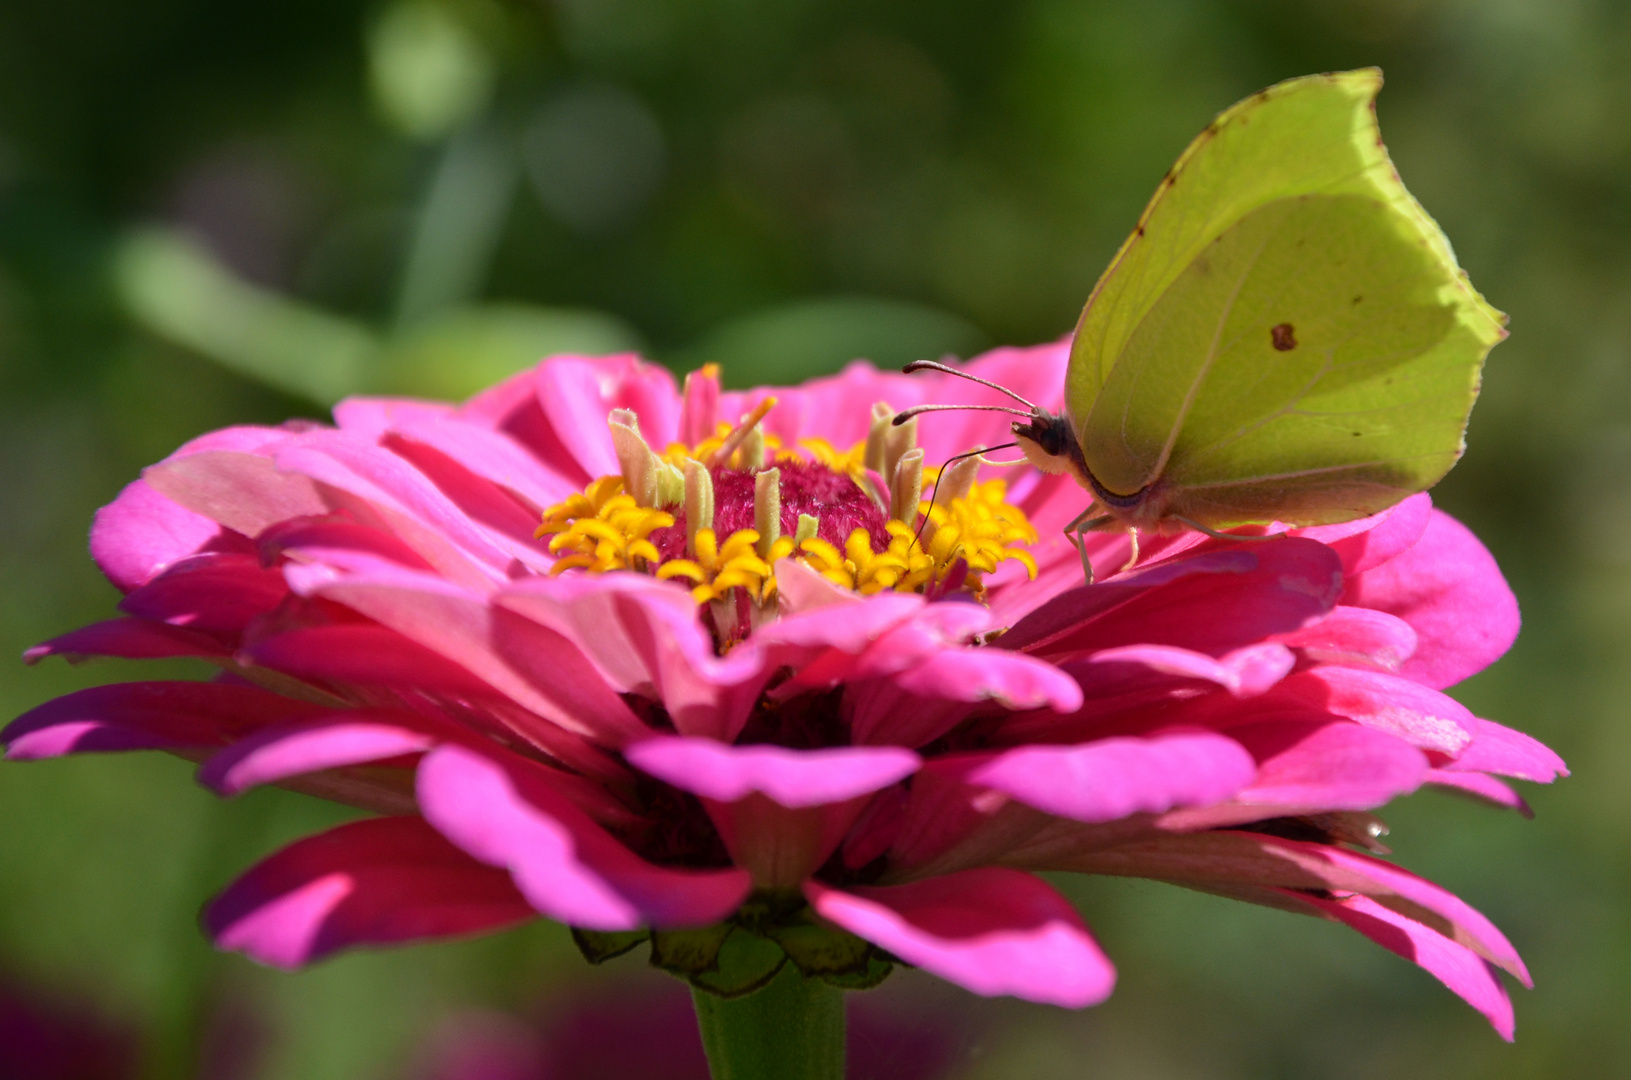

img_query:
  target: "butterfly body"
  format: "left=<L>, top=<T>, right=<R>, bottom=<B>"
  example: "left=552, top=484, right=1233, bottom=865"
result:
left=1015, top=68, right=1505, bottom=540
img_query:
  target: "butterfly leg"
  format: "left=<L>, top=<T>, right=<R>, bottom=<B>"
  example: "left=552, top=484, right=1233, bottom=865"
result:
left=1064, top=507, right=1113, bottom=584
left=1118, top=527, right=1141, bottom=573
left=1173, top=516, right=1285, bottom=544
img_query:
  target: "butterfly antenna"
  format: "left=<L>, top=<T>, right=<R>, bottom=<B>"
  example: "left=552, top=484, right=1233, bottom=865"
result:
left=911, top=442, right=1019, bottom=550
left=901, top=359, right=1038, bottom=410
left=892, top=402, right=1034, bottom=426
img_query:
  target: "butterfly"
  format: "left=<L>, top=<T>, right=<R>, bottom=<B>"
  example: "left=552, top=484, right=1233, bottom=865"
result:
left=901, top=69, right=1506, bottom=580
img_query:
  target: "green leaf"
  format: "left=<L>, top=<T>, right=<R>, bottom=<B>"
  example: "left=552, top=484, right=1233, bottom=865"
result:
left=650, top=921, right=736, bottom=976
left=762, top=914, right=874, bottom=978
left=686, top=929, right=788, bottom=999
left=1060, top=70, right=1505, bottom=529
left=570, top=927, right=649, bottom=965
left=818, top=956, right=894, bottom=991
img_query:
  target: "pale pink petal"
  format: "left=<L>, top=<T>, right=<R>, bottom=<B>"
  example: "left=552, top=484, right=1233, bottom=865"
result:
left=805, top=870, right=1114, bottom=1008
left=1345, top=509, right=1519, bottom=689
left=388, top=415, right=578, bottom=510
left=960, top=732, right=1257, bottom=823
left=4, top=681, right=323, bottom=759
left=624, top=737, right=919, bottom=808
left=91, top=478, right=249, bottom=593
left=417, top=745, right=751, bottom=930
left=144, top=450, right=327, bottom=541
left=886, top=645, right=1084, bottom=715
left=1274, top=606, right=1418, bottom=672
left=205, top=816, right=534, bottom=969
left=198, top=713, right=447, bottom=796
left=1285, top=891, right=1516, bottom=1040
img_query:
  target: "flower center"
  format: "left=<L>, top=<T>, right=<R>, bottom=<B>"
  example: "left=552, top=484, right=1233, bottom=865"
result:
left=535, top=367, right=1037, bottom=636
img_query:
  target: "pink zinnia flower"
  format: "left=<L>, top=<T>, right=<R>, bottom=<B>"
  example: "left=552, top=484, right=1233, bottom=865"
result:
left=7, top=343, right=1563, bottom=1039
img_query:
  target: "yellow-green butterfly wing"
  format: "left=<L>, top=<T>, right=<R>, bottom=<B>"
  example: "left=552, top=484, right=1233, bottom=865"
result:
left=1066, top=69, right=1506, bottom=528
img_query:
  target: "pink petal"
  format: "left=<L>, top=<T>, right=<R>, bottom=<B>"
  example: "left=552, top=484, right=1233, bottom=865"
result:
left=118, top=553, right=289, bottom=632
left=1003, top=539, right=1343, bottom=659
left=198, top=714, right=445, bottom=796
left=91, top=478, right=247, bottom=593
left=331, top=396, right=454, bottom=439
left=310, top=570, right=646, bottom=746
left=417, top=745, right=751, bottom=930
left=805, top=870, right=1114, bottom=1007
left=259, top=516, right=436, bottom=572
left=533, top=355, right=680, bottom=480
left=886, top=644, right=1084, bottom=714
left=624, top=737, right=919, bottom=808
left=1442, top=715, right=1568, bottom=783
left=205, top=816, right=534, bottom=969
left=960, top=732, right=1257, bottom=823
left=1265, top=667, right=1474, bottom=756
left=1295, top=492, right=1432, bottom=575
left=495, top=574, right=770, bottom=742
left=4, top=681, right=323, bottom=759
left=1081, top=643, right=1294, bottom=698
left=1284, top=891, right=1516, bottom=1040
left=24, top=617, right=231, bottom=664
left=1426, top=771, right=1533, bottom=816
left=1344, top=509, right=1519, bottom=689
left=1274, top=605, right=1418, bottom=672
left=241, top=623, right=499, bottom=698
left=1227, top=719, right=1428, bottom=812
left=144, top=450, right=328, bottom=540
left=388, top=415, right=578, bottom=510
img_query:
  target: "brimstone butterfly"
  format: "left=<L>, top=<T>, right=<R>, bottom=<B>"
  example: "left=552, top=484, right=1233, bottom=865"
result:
left=902, top=69, right=1506, bottom=575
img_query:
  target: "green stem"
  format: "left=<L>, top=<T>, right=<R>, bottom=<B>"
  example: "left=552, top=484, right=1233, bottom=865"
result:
left=690, top=965, right=846, bottom=1080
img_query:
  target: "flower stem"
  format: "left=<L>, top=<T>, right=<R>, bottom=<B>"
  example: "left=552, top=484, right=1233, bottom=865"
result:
left=690, top=965, right=846, bottom=1080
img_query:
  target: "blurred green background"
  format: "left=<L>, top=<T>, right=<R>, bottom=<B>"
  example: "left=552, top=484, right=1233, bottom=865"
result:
left=2, top=0, right=1627, bottom=1076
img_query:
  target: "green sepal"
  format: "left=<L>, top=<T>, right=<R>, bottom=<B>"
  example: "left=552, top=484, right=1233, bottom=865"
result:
left=819, top=956, right=894, bottom=990
left=762, top=914, right=873, bottom=978
left=571, top=927, right=649, bottom=965
left=687, top=928, right=789, bottom=999
left=650, top=921, right=735, bottom=975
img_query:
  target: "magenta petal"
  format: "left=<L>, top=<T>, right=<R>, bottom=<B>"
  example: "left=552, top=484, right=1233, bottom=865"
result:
left=4, top=682, right=323, bottom=759
left=118, top=554, right=289, bottom=633
left=964, top=732, right=1257, bottom=823
left=198, top=715, right=441, bottom=796
left=1297, top=493, right=1432, bottom=575
left=888, top=645, right=1084, bottom=714
left=1444, top=716, right=1568, bottom=783
left=417, top=745, right=751, bottom=930
left=625, top=737, right=919, bottom=808
left=1345, top=509, right=1519, bottom=689
left=24, top=617, right=230, bottom=664
left=805, top=870, right=1115, bottom=1007
left=205, top=816, right=534, bottom=969
left=144, top=450, right=327, bottom=540
left=1285, top=891, right=1516, bottom=1040
left=241, top=623, right=500, bottom=699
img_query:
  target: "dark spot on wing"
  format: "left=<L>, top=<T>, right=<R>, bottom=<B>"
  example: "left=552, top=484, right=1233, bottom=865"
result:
left=1352, top=294, right=1363, bottom=304
left=1270, top=323, right=1297, bottom=351
left=1135, top=224, right=1145, bottom=236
